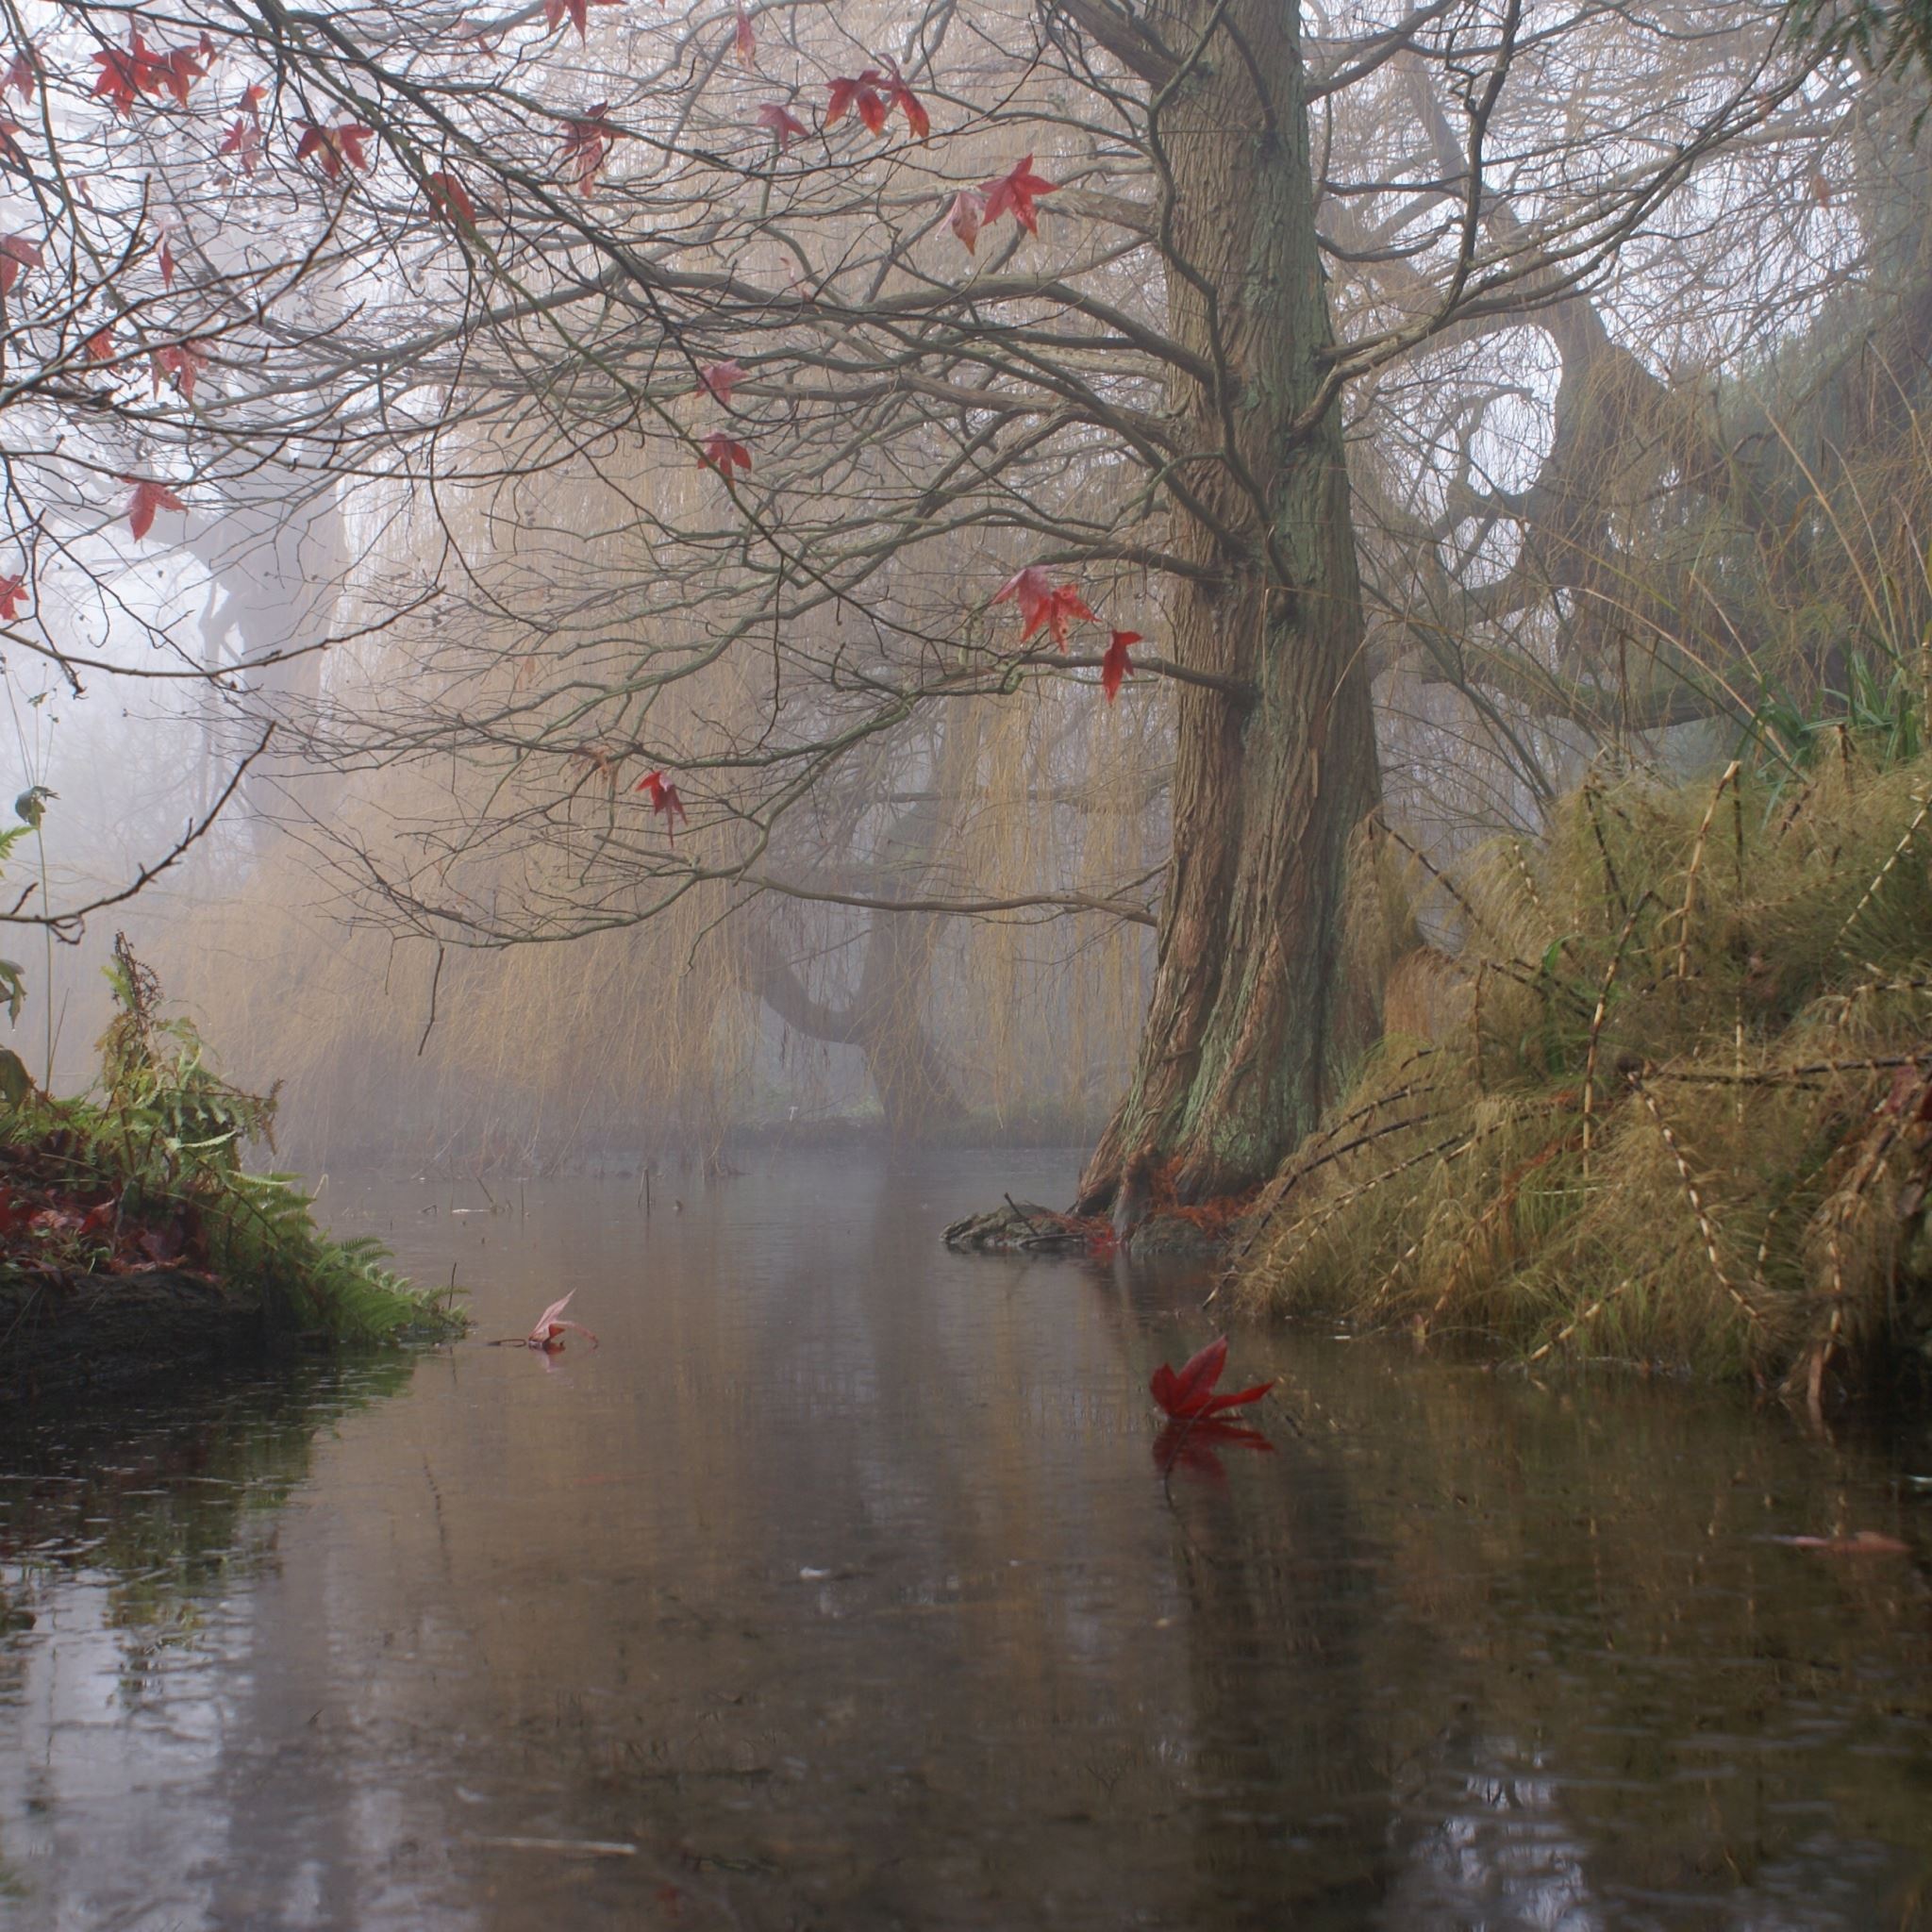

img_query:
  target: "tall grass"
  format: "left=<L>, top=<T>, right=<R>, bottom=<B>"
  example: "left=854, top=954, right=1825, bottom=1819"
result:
left=1237, top=731, right=1932, bottom=1403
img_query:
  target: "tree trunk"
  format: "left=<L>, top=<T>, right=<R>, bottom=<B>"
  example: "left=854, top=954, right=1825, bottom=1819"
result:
left=1075, top=0, right=1381, bottom=1214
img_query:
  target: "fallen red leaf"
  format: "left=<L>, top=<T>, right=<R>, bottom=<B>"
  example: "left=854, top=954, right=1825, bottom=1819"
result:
left=1150, top=1336, right=1274, bottom=1420
left=138, top=1220, right=187, bottom=1265
left=527, top=1289, right=599, bottom=1349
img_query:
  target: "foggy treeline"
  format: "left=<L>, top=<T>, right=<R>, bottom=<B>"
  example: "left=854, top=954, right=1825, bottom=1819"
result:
left=2, top=0, right=1925, bottom=1176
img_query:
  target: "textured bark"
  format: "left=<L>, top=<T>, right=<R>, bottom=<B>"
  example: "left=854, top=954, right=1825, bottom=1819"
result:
left=1075, top=0, right=1380, bottom=1213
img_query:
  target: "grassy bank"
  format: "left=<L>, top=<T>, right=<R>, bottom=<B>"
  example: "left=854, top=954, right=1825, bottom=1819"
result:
left=1, top=940, right=457, bottom=1396
left=1236, top=740, right=1932, bottom=1406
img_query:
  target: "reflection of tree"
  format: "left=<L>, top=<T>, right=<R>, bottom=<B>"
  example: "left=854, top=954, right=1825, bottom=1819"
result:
left=0, top=1358, right=410, bottom=1625
left=10, top=1178, right=1926, bottom=1926
left=1163, top=1435, right=1391, bottom=1926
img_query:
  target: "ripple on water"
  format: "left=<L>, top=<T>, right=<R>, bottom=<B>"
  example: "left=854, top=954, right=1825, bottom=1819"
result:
left=0, top=1150, right=1926, bottom=1931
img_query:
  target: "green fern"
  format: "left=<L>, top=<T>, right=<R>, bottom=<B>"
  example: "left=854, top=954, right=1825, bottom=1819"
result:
left=0, top=935, right=460, bottom=1345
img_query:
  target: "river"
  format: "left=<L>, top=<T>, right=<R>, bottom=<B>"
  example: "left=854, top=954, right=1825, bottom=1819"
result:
left=1, top=1150, right=1928, bottom=1929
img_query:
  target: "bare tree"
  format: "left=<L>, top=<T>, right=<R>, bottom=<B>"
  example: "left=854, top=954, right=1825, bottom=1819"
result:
left=1, top=0, right=1834, bottom=1198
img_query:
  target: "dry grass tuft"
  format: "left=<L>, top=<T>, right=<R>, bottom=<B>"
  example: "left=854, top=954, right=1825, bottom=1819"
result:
left=1236, top=746, right=1932, bottom=1401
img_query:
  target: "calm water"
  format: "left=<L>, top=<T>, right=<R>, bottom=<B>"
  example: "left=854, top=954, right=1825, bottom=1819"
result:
left=1, top=1150, right=1929, bottom=1931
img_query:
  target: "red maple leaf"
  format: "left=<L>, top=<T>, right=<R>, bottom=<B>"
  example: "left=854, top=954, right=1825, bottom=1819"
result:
left=85, top=325, right=115, bottom=363
left=755, top=100, right=808, bottom=147
left=6, top=49, right=36, bottom=107
left=156, top=44, right=205, bottom=108
left=219, top=114, right=262, bottom=173
left=158, top=235, right=176, bottom=289
left=239, top=82, right=267, bottom=117
left=1101, top=628, right=1141, bottom=702
left=979, top=155, right=1057, bottom=235
left=884, top=68, right=928, bottom=140
left=426, top=171, right=479, bottom=227
left=992, top=564, right=1094, bottom=647
left=0, top=119, right=26, bottom=170
left=91, top=40, right=156, bottom=116
left=699, top=358, right=745, bottom=404
left=698, top=431, right=752, bottom=476
left=151, top=340, right=210, bottom=400
left=296, top=120, right=375, bottom=181
left=0, top=232, right=39, bottom=297
left=1149, top=1337, right=1274, bottom=1420
left=121, top=475, right=186, bottom=541
left=0, top=574, right=26, bottom=622
left=733, top=4, right=755, bottom=64
left=635, top=769, right=689, bottom=832
left=827, top=71, right=887, bottom=134
left=561, top=105, right=617, bottom=194
left=542, top=0, right=618, bottom=35
left=948, top=189, right=984, bottom=254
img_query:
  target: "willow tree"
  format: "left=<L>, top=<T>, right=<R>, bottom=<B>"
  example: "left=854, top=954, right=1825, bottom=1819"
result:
left=3, top=0, right=1807, bottom=1203
left=1051, top=0, right=1381, bottom=1208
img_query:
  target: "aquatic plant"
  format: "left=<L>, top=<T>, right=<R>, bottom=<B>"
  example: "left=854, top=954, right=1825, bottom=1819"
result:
left=1236, top=739, right=1932, bottom=1405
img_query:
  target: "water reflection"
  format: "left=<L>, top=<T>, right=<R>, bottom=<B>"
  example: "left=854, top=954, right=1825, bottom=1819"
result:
left=0, top=1151, right=1926, bottom=1930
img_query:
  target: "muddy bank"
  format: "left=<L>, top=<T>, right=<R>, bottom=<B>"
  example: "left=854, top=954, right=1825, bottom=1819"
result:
left=1, top=1267, right=270, bottom=1402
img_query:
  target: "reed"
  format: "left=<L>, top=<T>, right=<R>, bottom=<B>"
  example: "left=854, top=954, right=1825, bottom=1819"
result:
left=1237, top=738, right=1932, bottom=1402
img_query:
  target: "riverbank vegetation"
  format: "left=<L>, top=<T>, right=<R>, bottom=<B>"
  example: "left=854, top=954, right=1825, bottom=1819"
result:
left=1235, top=707, right=1932, bottom=1403
left=7, top=0, right=1932, bottom=1409
left=0, top=939, right=455, bottom=1396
